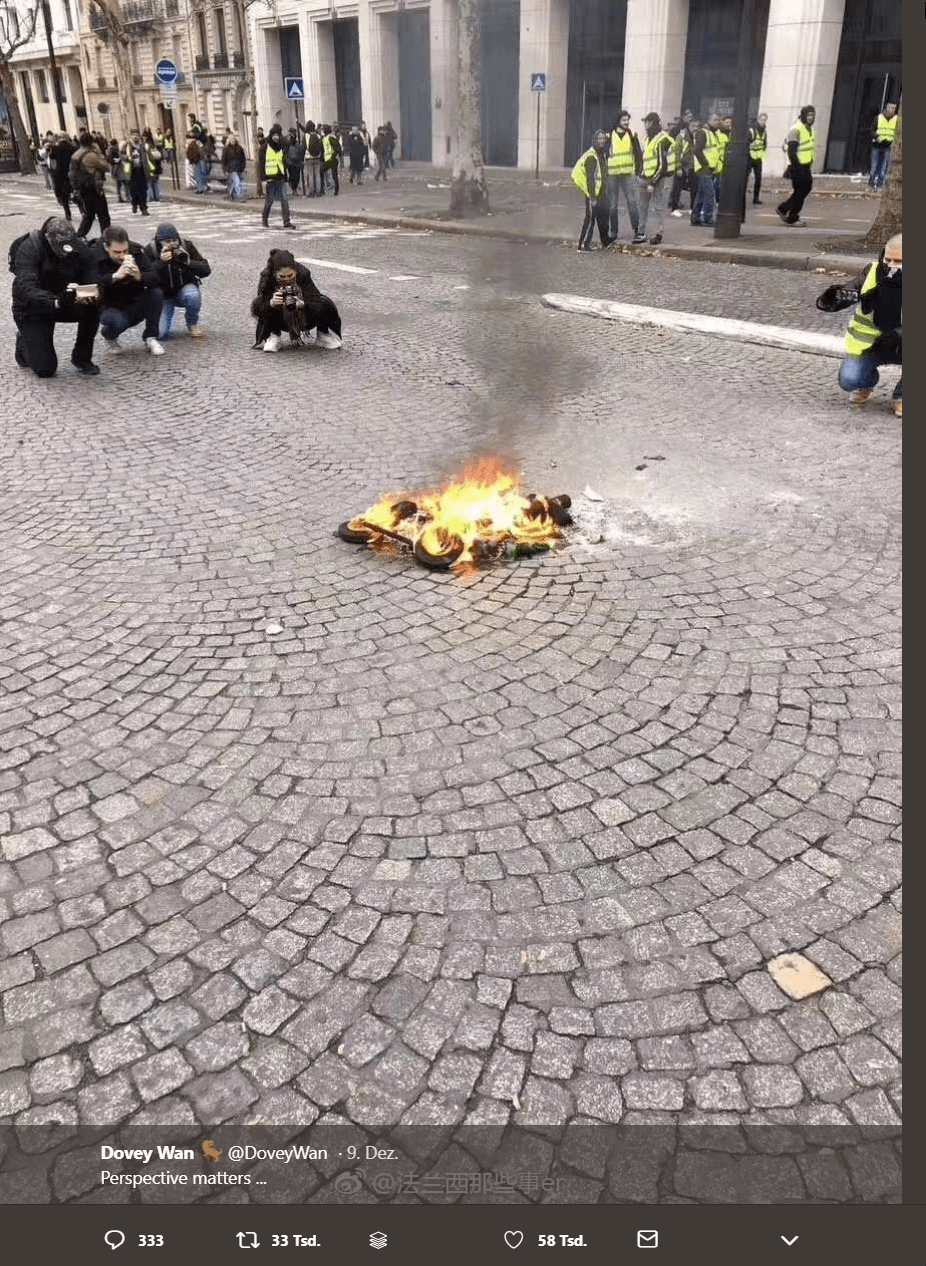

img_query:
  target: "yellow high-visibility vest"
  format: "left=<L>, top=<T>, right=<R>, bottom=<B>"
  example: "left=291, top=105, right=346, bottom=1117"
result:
left=695, top=128, right=718, bottom=173
left=793, top=121, right=816, bottom=166
left=642, top=132, right=672, bottom=178
left=264, top=144, right=285, bottom=178
left=571, top=147, right=604, bottom=198
left=844, top=264, right=883, bottom=356
left=607, top=130, right=635, bottom=176
left=875, top=113, right=898, bottom=143
left=749, top=128, right=767, bottom=158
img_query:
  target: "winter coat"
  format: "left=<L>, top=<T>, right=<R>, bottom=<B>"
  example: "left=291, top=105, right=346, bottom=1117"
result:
left=69, top=145, right=108, bottom=193
left=88, top=238, right=157, bottom=308
left=347, top=133, right=367, bottom=168
left=51, top=139, right=76, bottom=193
left=11, top=230, right=97, bottom=321
left=143, top=235, right=211, bottom=298
left=222, top=143, right=246, bottom=174
left=251, top=260, right=323, bottom=343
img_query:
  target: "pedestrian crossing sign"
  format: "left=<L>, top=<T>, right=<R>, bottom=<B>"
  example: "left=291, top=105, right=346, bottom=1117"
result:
left=531, top=73, right=546, bottom=92
left=285, top=77, right=304, bottom=100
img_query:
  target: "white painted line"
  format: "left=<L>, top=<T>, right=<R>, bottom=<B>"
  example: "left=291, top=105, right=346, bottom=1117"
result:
left=297, top=256, right=379, bottom=274
left=541, top=293, right=846, bottom=358
left=389, top=275, right=418, bottom=281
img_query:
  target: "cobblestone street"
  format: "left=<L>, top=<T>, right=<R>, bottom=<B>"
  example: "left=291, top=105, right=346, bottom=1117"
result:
left=0, top=186, right=901, bottom=1204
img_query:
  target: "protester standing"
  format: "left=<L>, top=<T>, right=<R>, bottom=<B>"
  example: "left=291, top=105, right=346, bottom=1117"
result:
left=571, top=130, right=610, bottom=252
left=747, top=113, right=768, bottom=203
left=637, top=113, right=671, bottom=245
left=347, top=128, right=367, bottom=183
left=777, top=105, right=816, bottom=227
left=869, top=103, right=898, bottom=189
left=70, top=133, right=111, bottom=239
left=51, top=132, right=76, bottom=221
left=261, top=126, right=296, bottom=228
left=606, top=111, right=643, bottom=243
left=222, top=134, right=246, bottom=200
left=690, top=115, right=718, bottom=226
left=372, top=127, right=388, bottom=182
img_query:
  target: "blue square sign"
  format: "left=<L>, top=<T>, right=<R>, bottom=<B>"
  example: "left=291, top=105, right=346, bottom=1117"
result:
left=285, top=77, right=304, bottom=100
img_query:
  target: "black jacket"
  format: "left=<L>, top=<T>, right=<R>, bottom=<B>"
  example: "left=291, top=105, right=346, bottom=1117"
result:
left=11, top=231, right=97, bottom=320
left=143, top=237, right=211, bottom=298
left=816, top=258, right=902, bottom=347
left=251, top=260, right=322, bottom=342
left=89, top=238, right=157, bottom=308
left=222, top=143, right=246, bottom=174
left=51, top=139, right=76, bottom=193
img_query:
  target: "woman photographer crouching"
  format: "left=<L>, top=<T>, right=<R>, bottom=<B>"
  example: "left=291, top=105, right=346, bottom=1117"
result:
left=251, top=249, right=342, bottom=353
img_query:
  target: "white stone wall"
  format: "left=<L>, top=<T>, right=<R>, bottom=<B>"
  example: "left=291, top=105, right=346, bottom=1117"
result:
left=758, top=0, right=847, bottom=176
left=622, top=0, right=689, bottom=131
left=516, top=0, right=569, bottom=170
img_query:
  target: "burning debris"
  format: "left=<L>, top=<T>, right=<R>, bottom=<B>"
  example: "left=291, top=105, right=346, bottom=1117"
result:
left=336, top=457, right=573, bottom=571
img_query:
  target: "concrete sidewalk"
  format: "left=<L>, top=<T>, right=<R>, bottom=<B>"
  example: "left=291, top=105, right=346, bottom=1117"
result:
left=6, top=162, right=881, bottom=274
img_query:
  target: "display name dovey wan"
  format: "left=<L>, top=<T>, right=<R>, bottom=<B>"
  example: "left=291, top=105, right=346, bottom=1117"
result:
left=101, top=1146, right=208, bottom=1164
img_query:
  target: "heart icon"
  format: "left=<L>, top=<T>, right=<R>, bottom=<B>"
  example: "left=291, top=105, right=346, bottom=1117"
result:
left=504, top=1232, right=524, bottom=1249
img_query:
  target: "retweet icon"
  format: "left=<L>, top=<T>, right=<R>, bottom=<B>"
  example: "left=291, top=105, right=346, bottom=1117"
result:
left=202, top=1140, right=223, bottom=1162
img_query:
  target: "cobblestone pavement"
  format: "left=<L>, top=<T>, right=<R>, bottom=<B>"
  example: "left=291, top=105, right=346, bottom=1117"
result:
left=0, top=189, right=901, bottom=1203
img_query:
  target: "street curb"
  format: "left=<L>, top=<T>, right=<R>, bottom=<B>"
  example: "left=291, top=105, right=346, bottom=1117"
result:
left=541, top=293, right=846, bottom=359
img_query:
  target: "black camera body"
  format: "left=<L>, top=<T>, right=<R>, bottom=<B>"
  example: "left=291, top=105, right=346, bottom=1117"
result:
left=281, top=285, right=300, bottom=308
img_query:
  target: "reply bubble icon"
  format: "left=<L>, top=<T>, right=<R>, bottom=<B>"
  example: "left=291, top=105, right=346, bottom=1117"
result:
left=104, top=1230, right=126, bottom=1250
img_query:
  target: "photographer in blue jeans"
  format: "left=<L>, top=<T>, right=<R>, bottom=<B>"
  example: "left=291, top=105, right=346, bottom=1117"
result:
left=817, top=233, right=902, bottom=419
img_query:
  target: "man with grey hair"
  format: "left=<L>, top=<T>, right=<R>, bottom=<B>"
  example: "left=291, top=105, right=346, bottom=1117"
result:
left=817, top=233, right=902, bottom=418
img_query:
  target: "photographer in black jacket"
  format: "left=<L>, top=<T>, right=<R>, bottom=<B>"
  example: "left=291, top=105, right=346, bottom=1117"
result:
left=11, top=216, right=101, bottom=377
left=251, top=248, right=342, bottom=353
left=144, top=222, right=211, bottom=340
left=90, top=225, right=165, bottom=356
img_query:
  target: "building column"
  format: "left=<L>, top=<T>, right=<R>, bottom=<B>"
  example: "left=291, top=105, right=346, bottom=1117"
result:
left=429, top=0, right=456, bottom=166
left=302, top=9, right=338, bottom=126
left=759, top=0, right=846, bottom=175
left=516, top=0, right=569, bottom=170
left=358, top=2, right=400, bottom=142
left=622, top=0, right=689, bottom=128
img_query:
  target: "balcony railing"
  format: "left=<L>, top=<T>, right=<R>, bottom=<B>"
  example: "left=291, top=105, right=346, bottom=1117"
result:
left=97, top=76, right=107, bottom=88
left=165, top=0, right=179, bottom=13
left=232, top=50, right=245, bottom=68
left=89, top=10, right=107, bottom=31
left=213, top=51, right=228, bottom=69
left=132, top=72, right=143, bottom=85
left=121, top=0, right=161, bottom=24
left=194, top=52, right=209, bottom=70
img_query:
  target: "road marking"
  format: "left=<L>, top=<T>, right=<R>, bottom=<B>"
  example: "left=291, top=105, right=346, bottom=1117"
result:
left=297, top=256, right=378, bottom=274
left=389, top=275, right=418, bottom=281
left=541, top=293, right=846, bottom=358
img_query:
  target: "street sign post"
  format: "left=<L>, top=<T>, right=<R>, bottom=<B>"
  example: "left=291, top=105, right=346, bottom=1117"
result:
left=155, top=58, right=179, bottom=87
left=531, top=73, right=546, bottom=178
left=285, top=77, right=304, bottom=100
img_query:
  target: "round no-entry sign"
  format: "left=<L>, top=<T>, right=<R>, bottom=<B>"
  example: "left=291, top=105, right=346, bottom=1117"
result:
left=155, top=59, right=179, bottom=87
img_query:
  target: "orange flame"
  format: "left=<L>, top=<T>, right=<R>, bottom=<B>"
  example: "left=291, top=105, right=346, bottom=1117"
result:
left=349, top=456, right=569, bottom=569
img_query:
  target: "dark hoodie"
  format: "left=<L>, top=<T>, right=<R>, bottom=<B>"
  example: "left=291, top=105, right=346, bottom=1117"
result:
left=816, top=244, right=902, bottom=347
left=144, top=222, right=211, bottom=297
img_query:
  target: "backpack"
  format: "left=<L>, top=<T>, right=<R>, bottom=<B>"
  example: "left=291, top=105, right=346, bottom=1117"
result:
left=287, top=140, right=303, bottom=164
left=186, top=139, right=201, bottom=163
left=8, top=230, right=33, bottom=274
left=307, top=133, right=323, bottom=158
left=68, top=149, right=94, bottom=192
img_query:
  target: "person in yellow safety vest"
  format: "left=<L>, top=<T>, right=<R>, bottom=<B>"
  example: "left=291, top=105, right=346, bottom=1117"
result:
left=572, top=130, right=610, bottom=251
left=777, top=104, right=816, bottom=226
left=121, top=130, right=152, bottom=217
left=261, top=126, right=297, bottom=230
left=869, top=102, right=898, bottom=189
left=816, top=233, right=901, bottom=419
left=747, top=112, right=768, bottom=204
left=690, top=114, right=719, bottom=226
left=320, top=125, right=341, bottom=196
left=637, top=113, right=673, bottom=245
left=606, top=110, right=643, bottom=243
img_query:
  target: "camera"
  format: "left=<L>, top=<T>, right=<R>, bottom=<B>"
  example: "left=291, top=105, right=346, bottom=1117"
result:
left=281, top=285, right=300, bottom=308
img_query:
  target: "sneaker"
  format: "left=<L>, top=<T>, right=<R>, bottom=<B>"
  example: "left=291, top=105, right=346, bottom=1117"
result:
left=299, top=330, right=316, bottom=346
left=144, top=337, right=165, bottom=356
left=892, top=399, right=902, bottom=418
left=631, top=233, right=647, bottom=244
left=282, top=222, right=297, bottom=229
left=188, top=325, right=206, bottom=340
left=649, top=233, right=663, bottom=245
left=72, top=358, right=100, bottom=375
left=671, top=209, right=684, bottom=217
left=791, top=218, right=807, bottom=227
left=315, top=330, right=342, bottom=350
left=103, top=337, right=124, bottom=354
left=850, top=388, right=873, bottom=405
left=263, top=333, right=281, bottom=353
left=576, top=244, right=593, bottom=252
left=753, top=199, right=763, bottom=205
left=776, top=208, right=790, bottom=225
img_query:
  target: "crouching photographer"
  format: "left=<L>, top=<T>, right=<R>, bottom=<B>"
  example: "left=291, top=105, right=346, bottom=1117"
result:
left=251, top=249, right=342, bottom=353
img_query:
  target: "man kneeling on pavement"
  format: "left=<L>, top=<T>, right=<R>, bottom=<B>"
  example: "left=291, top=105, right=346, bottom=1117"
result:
left=11, top=216, right=101, bottom=377
left=144, top=222, right=210, bottom=340
left=251, top=249, right=342, bottom=352
left=816, top=232, right=902, bottom=419
left=90, top=224, right=165, bottom=355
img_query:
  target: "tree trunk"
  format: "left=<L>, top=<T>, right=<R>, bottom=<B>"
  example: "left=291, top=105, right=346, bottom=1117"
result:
left=449, top=0, right=488, bottom=218
left=88, top=1, right=138, bottom=137
left=0, top=63, right=36, bottom=174
left=865, top=98, right=901, bottom=248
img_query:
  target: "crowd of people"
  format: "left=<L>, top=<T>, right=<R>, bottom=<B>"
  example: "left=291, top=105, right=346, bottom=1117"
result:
left=571, top=106, right=819, bottom=250
left=10, top=212, right=343, bottom=376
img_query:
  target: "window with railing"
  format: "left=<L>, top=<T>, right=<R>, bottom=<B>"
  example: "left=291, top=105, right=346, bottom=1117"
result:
left=215, top=7, right=227, bottom=52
